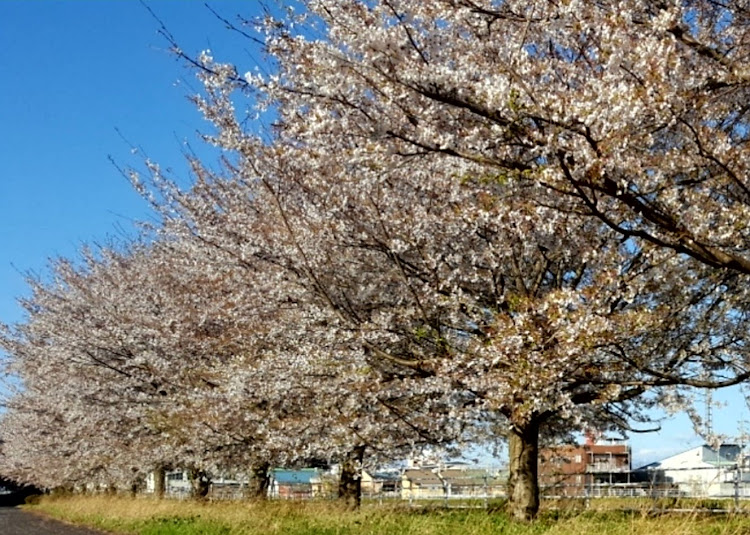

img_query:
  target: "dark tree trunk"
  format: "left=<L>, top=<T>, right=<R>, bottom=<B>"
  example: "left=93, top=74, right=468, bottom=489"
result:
left=507, top=419, right=540, bottom=521
left=338, top=445, right=366, bottom=510
left=153, top=466, right=166, bottom=499
left=130, top=475, right=145, bottom=497
left=188, top=468, right=211, bottom=500
left=248, top=462, right=271, bottom=500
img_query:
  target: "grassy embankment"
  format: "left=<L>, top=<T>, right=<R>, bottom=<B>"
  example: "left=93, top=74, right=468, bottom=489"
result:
left=27, top=495, right=750, bottom=535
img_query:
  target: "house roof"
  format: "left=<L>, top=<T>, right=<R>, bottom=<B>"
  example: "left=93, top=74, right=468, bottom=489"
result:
left=633, top=462, right=661, bottom=471
left=442, top=471, right=488, bottom=487
left=403, top=469, right=443, bottom=488
left=272, top=469, right=320, bottom=485
left=403, top=468, right=503, bottom=488
left=371, top=471, right=401, bottom=482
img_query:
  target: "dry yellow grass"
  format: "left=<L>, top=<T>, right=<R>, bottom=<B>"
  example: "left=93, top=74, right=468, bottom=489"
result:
left=26, top=495, right=750, bottom=535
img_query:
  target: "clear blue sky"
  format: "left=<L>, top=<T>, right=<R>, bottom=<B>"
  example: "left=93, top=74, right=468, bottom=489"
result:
left=1, top=1, right=261, bottom=322
left=0, top=1, right=746, bottom=467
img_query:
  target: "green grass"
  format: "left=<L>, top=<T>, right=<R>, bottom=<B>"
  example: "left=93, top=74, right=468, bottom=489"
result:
left=25, top=495, right=750, bottom=535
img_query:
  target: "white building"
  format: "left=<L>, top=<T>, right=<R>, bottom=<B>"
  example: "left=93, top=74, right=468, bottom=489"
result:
left=145, top=469, right=191, bottom=496
left=145, top=469, right=257, bottom=499
left=641, top=444, right=750, bottom=497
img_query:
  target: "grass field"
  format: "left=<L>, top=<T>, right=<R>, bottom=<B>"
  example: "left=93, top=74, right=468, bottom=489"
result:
left=27, top=495, right=750, bottom=535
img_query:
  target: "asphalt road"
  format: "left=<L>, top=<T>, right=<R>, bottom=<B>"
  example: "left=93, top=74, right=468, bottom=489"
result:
left=0, top=507, right=107, bottom=535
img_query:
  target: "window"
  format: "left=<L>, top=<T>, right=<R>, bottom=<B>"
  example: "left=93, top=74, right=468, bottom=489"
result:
left=167, top=472, right=184, bottom=481
left=574, top=455, right=582, bottom=463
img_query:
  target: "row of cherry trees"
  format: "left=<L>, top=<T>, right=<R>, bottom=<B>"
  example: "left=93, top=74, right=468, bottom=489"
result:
left=0, top=237, right=457, bottom=506
left=4, top=0, right=750, bottom=521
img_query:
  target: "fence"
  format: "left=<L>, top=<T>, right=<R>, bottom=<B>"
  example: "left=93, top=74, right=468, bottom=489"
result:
left=152, top=464, right=750, bottom=505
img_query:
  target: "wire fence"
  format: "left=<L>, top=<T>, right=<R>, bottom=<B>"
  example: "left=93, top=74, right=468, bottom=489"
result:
left=150, top=463, right=750, bottom=513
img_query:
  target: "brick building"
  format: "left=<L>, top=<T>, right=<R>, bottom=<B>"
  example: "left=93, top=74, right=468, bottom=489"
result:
left=539, top=438, right=632, bottom=496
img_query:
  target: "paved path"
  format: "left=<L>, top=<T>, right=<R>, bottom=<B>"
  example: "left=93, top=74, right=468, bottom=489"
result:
left=0, top=507, right=108, bottom=535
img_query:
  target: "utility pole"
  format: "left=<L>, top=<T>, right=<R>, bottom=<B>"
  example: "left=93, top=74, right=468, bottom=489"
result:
left=735, top=459, right=740, bottom=512
left=706, top=389, right=714, bottom=437
left=736, top=419, right=749, bottom=510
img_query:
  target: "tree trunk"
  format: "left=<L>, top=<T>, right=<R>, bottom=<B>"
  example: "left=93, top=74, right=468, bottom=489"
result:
left=507, top=419, right=540, bottom=521
left=153, top=466, right=166, bottom=499
left=248, top=462, right=271, bottom=500
left=188, top=468, right=211, bottom=500
left=338, top=445, right=366, bottom=510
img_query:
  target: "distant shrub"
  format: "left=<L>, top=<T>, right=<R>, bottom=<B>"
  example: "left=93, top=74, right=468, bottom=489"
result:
left=24, top=494, right=42, bottom=505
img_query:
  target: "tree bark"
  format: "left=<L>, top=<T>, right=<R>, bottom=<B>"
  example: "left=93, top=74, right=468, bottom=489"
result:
left=248, top=461, right=271, bottom=500
left=507, top=419, right=540, bottom=521
left=338, top=445, right=366, bottom=510
left=188, top=468, right=211, bottom=500
left=153, top=466, right=166, bottom=499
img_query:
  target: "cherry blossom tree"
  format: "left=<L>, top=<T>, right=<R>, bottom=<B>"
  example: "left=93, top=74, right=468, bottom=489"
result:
left=251, top=0, right=750, bottom=275
left=129, top=0, right=750, bottom=519
left=142, top=198, right=467, bottom=507
left=161, top=131, right=750, bottom=518
left=0, top=230, right=453, bottom=505
left=0, top=246, right=212, bottom=491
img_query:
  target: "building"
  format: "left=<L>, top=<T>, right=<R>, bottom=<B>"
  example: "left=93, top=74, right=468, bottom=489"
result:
left=401, top=468, right=444, bottom=499
left=539, top=438, right=632, bottom=497
left=635, top=444, right=750, bottom=497
left=270, top=468, right=324, bottom=499
left=440, top=467, right=505, bottom=498
left=362, top=470, right=401, bottom=496
left=145, top=469, right=191, bottom=496
left=401, top=466, right=505, bottom=500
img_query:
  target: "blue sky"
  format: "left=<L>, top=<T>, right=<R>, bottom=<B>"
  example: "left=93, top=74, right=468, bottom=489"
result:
left=1, top=1, right=244, bottom=315
left=0, top=1, right=267, bottom=316
left=0, top=1, right=746, bottom=467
